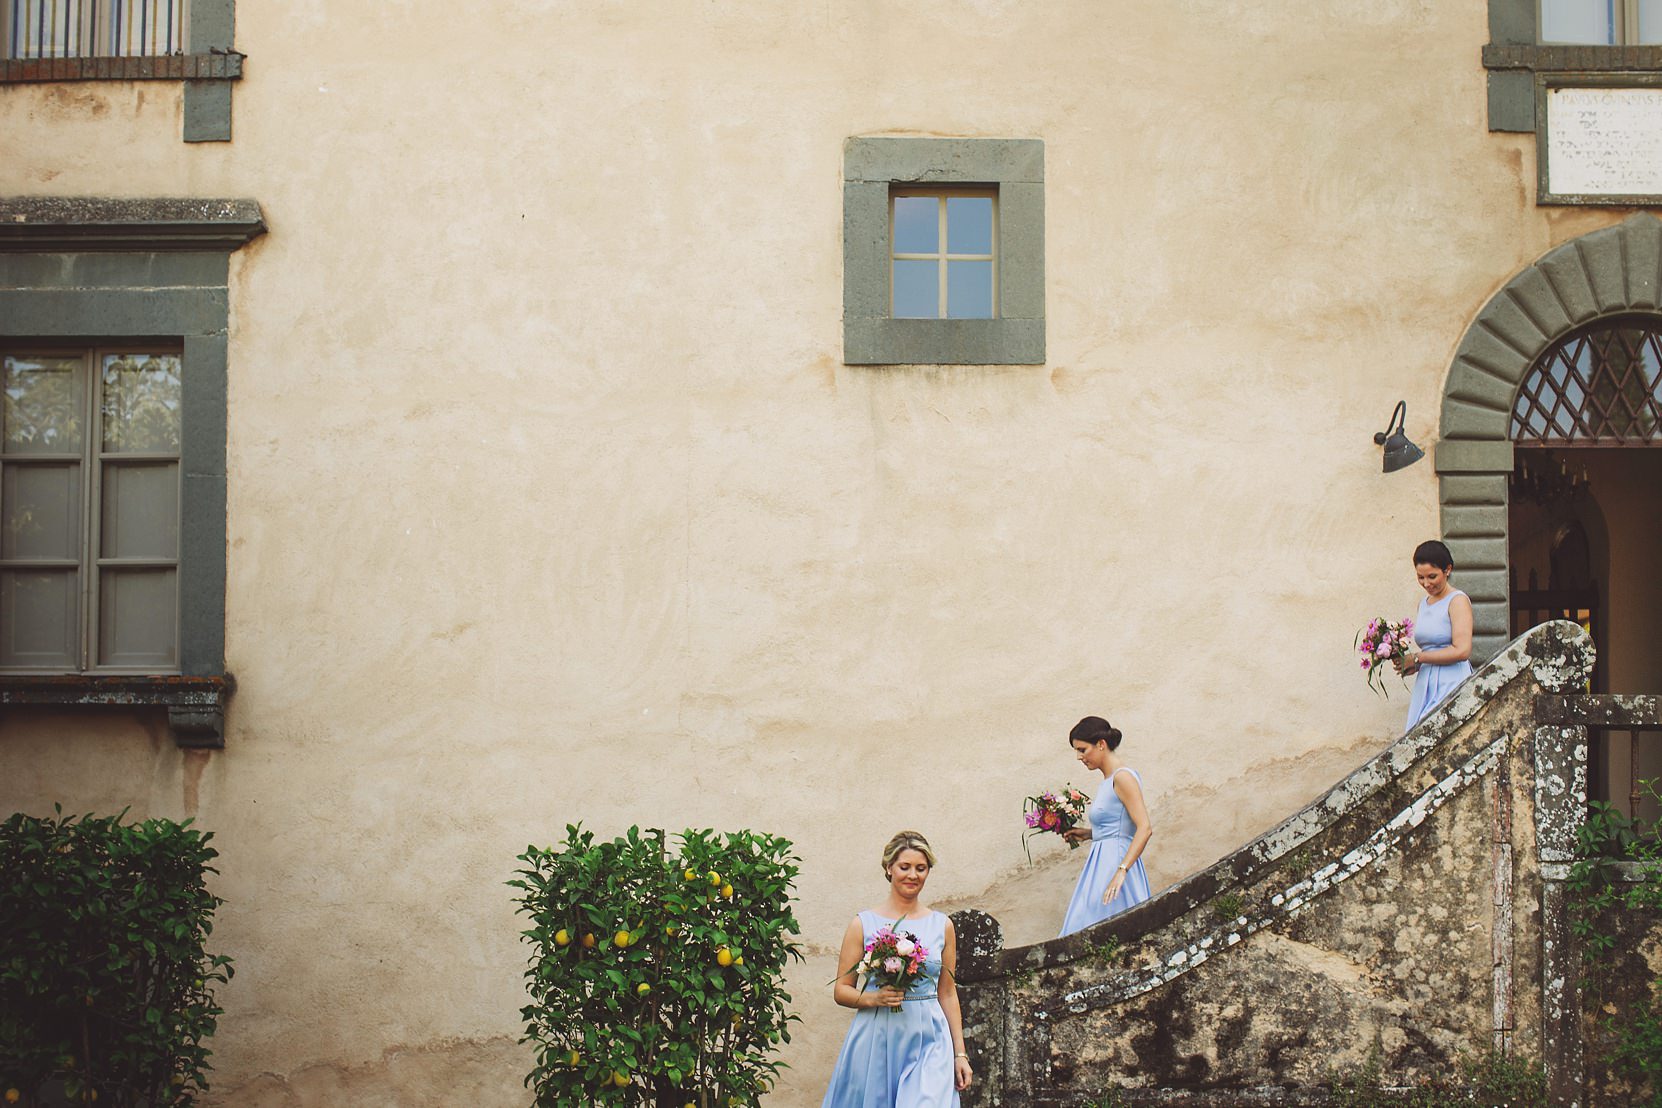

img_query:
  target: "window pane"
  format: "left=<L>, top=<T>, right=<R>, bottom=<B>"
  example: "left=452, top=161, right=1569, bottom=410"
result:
left=98, top=566, right=177, bottom=667
left=892, top=196, right=938, bottom=255
left=1540, top=0, right=1617, bottom=43
left=101, top=461, right=178, bottom=559
left=106, top=0, right=187, bottom=57
left=2, top=463, right=81, bottom=559
left=7, top=0, right=86, bottom=60
left=1638, top=0, right=1662, bottom=42
left=101, top=353, right=181, bottom=453
left=3, top=355, right=84, bottom=454
left=947, top=260, right=994, bottom=319
left=893, top=259, right=940, bottom=318
left=947, top=196, right=993, bottom=255
left=0, top=568, right=78, bottom=668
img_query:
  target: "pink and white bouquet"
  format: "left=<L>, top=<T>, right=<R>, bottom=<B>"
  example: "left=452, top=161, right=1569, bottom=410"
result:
left=857, top=925, right=931, bottom=1007
left=1023, top=786, right=1090, bottom=856
left=1356, top=616, right=1417, bottom=697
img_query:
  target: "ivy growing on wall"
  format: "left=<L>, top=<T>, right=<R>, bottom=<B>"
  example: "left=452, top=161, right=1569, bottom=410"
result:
left=1568, top=784, right=1662, bottom=1107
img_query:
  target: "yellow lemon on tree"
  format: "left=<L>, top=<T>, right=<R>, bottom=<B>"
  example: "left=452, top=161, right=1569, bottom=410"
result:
left=613, top=930, right=632, bottom=948
left=708, top=871, right=721, bottom=886
left=716, top=946, right=734, bottom=967
left=665, top=924, right=678, bottom=938
left=684, top=869, right=698, bottom=881
left=566, top=1050, right=581, bottom=1066
left=733, top=955, right=744, bottom=966
left=553, top=929, right=571, bottom=947
left=636, top=982, right=651, bottom=996
left=612, top=1070, right=630, bottom=1088
left=720, top=883, right=734, bottom=899
left=581, top=932, right=597, bottom=949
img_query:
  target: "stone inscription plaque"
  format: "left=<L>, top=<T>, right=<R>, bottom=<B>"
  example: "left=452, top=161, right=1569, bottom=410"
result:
left=1545, top=86, right=1662, bottom=200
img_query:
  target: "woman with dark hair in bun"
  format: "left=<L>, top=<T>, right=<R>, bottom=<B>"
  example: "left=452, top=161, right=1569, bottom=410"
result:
left=1058, top=717, right=1153, bottom=936
left=1395, top=539, right=1474, bottom=731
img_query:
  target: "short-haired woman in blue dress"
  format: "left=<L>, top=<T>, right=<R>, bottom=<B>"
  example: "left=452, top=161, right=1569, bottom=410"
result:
left=1395, top=540, right=1474, bottom=731
left=1059, top=716, right=1153, bottom=937
left=822, top=830, right=972, bottom=1106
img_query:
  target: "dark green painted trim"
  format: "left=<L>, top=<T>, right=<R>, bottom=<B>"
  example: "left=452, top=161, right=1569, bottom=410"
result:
left=0, top=287, right=228, bottom=335
left=1488, top=71, right=1537, bottom=133
left=0, top=195, right=261, bottom=742
left=0, top=198, right=265, bottom=252
left=1438, top=213, right=1662, bottom=663
left=184, top=80, right=234, bottom=143
left=191, top=0, right=235, bottom=48
left=1535, top=72, right=1662, bottom=205
left=842, top=137, right=1045, bottom=366
left=182, top=0, right=236, bottom=142
left=1489, top=0, right=1536, bottom=46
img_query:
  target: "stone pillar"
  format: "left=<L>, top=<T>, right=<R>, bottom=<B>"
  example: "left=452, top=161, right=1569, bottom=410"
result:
left=1532, top=717, right=1588, bottom=1108
left=950, top=909, right=1011, bottom=1107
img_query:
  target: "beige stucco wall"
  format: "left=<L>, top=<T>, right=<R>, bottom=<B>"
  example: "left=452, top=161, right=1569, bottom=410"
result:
left=0, top=2, right=1651, bottom=1104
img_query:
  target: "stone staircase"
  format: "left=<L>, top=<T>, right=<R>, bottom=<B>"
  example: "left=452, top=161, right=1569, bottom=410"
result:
left=951, top=621, right=1621, bottom=1106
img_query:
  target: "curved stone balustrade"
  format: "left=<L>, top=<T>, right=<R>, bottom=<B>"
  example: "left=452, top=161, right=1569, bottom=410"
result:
left=951, top=621, right=1600, bottom=1106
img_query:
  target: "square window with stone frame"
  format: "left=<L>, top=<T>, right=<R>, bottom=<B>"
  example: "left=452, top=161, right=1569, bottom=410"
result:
left=2, top=347, right=183, bottom=672
left=3, top=0, right=186, bottom=59
left=842, top=136, right=1044, bottom=366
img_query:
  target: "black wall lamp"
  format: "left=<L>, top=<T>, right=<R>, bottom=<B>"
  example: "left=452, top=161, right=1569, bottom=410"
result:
left=1374, top=401, right=1425, bottom=473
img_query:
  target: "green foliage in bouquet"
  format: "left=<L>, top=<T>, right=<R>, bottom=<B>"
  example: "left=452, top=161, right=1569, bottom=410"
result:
left=511, top=825, right=802, bottom=1107
left=0, top=808, right=233, bottom=1107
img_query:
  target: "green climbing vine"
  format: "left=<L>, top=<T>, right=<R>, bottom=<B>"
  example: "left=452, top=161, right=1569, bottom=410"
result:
left=1567, top=782, right=1662, bottom=1107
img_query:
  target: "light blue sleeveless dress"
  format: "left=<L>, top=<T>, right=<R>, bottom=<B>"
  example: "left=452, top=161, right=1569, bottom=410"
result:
left=1059, top=768, right=1152, bottom=936
left=1405, top=589, right=1474, bottom=731
left=822, top=909, right=957, bottom=1108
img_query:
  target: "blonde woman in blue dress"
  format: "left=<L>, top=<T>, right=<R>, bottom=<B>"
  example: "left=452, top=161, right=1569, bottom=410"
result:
left=1395, top=539, right=1474, bottom=731
left=822, top=830, right=972, bottom=1107
left=1059, top=716, right=1153, bottom=937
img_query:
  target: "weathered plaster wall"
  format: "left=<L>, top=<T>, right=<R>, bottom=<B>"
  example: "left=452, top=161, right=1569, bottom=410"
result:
left=0, top=2, right=1651, bottom=1104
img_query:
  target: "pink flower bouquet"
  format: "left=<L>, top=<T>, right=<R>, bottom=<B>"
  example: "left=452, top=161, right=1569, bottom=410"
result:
left=856, top=925, right=930, bottom=1009
left=1022, top=786, right=1090, bottom=857
left=1356, top=616, right=1416, bottom=697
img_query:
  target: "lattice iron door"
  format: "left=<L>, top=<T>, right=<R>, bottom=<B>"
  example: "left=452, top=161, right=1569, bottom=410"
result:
left=1511, top=316, right=1662, bottom=445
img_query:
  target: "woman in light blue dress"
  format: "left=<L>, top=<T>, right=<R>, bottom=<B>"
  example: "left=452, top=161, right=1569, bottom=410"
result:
left=823, top=831, right=971, bottom=1107
left=1060, top=716, right=1153, bottom=937
left=1397, top=540, right=1474, bottom=732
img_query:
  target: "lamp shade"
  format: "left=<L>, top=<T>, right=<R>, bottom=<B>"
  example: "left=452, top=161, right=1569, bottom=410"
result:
left=1373, top=401, right=1424, bottom=473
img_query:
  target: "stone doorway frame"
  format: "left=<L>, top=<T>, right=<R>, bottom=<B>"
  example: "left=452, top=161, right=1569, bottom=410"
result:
left=1438, top=213, right=1662, bottom=664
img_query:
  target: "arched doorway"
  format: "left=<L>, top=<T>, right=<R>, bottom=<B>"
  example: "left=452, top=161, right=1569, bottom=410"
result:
left=1438, top=215, right=1662, bottom=815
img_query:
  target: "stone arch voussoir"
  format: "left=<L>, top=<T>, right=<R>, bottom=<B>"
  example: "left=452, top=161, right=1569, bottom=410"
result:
left=1438, top=213, right=1662, bottom=663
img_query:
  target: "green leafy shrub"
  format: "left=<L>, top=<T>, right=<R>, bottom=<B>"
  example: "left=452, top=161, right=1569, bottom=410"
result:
left=511, top=825, right=802, bottom=1107
left=0, top=808, right=233, bottom=1107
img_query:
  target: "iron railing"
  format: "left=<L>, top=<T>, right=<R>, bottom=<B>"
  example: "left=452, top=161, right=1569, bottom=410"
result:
left=5, top=0, right=185, bottom=60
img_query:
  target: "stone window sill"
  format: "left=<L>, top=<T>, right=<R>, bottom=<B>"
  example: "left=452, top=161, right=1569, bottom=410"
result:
left=0, top=673, right=235, bottom=748
left=1482, top=43, right=1662, bottom=71
left=0, top=52, right=242, bottom=83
